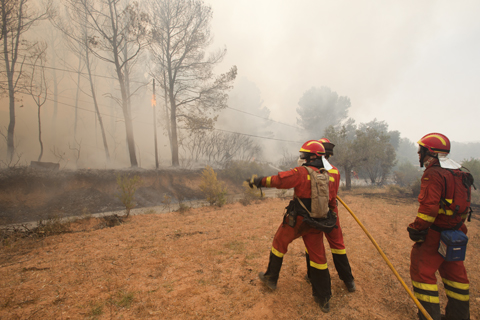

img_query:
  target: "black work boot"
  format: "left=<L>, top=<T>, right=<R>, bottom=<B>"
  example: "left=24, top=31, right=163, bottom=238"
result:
left=333, top=253, right=355, bottom=290
left=310, top=267, right=332, bottom=312
left=417, top=301, right=441, bottom=320
left=314, top=296, right=330, bottom=313
left=305, top=252, right=311, bottom=284
left=258, top=272, right=277, bottom=290
left=344, top=280, right=356, bottom=292
left=259, top=252, right=283, bottom=291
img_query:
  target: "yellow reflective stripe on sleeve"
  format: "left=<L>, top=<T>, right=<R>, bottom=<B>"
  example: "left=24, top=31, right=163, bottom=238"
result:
left=461, top=214, right=468, bottom=220
left=271, top=247, right=284, bottom=258
left=309, top=261, right=328, bottom=270
left=305, top=248, right=309, bottom=254
left=442, top=279, right=469, bottom=290
left=445, top=289, right=469, bottom=301
left=329, top=176, right=334, bottom=182
left=412, top=281, right=438, bottom=291
left=328, top=169, right=338, bottom=174
left=417, top=213, right=436, bottom=222
left=414, top=292, right=440, bottom=304
left=331, top=248, right=346, bottom=254
left=438, top=208, right=454, bottom=215
left=266, top=176, right=272, bottom=188
left=307, top=175, right=311, bottom=180
left=444, top=199, right=453, bottom=204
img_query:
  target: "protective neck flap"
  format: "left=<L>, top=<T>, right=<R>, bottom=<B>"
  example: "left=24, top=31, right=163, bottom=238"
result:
left=322, top=156, right=333, bottom=171
left=438, top=154, right=461, bottom=169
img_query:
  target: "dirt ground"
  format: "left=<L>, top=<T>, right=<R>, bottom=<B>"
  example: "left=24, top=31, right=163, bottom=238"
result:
left=0, top=187, right=479, bottom=320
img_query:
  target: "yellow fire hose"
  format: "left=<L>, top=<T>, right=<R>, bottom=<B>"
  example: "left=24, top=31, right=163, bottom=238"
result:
left=337, top=196, right=433, bottom=320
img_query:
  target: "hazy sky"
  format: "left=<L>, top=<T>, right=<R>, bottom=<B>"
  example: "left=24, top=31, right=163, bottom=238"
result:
left=206, top=0, right=480, bottom=144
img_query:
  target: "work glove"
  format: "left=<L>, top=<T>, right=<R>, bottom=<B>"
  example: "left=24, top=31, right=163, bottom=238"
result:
left=245, top=175, right=264, bottom=188
left=407, top=226, right=428, bottom=242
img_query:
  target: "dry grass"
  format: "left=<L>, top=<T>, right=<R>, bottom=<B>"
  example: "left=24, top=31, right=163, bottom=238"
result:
left=0, top=192, right=479, bottom=319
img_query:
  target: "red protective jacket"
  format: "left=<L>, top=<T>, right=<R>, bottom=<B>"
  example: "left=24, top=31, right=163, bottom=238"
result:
left=260, top=165, right=337, bottom=208
left=409, top=159, right=467, bottom=234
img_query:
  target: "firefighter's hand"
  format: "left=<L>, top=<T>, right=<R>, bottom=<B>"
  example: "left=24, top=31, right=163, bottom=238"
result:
left=245, top=176, right=263, bottom=188
left=407, top=226, right=428, bottom=242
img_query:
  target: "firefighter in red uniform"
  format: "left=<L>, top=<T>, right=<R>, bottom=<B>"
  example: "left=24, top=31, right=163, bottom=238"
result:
left=408, top=133, right=470, bottom=320
left=247, top=140, right=337, bottom=313
left=303, top=138, right=355, bottom=292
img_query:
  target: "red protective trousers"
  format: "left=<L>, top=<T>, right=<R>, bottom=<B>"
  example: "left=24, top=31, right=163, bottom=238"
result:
left=272, top=215, right=327, bottom=267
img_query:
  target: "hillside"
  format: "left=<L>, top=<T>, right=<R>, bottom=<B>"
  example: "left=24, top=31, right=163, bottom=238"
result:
left=0, top=188, right=479, bottom=319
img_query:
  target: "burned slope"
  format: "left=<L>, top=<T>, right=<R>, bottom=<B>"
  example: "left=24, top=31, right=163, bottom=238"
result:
left=0, top=167, right=207, bottom=224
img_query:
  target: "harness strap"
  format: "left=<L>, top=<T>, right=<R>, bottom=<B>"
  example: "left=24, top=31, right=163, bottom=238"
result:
left=295, top=195, right=312, bottom=216
left=429, top=221, right=464, bottom=233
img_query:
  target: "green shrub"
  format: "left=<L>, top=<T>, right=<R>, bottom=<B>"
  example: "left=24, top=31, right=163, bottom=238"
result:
left=386, top=184, right=410, bottom=196
left=36, top=213, right=71, bottom=236
left=115, top=174, right=142, bottom=217
left=199, top=166, right=227, bottom=207
left=462, top=158, right=480, bottom=183
left=393, top=160, right=422, bottom=187
left=411, top=177, right=422, bottom=198
left=161, top=193, right=172, bottom=212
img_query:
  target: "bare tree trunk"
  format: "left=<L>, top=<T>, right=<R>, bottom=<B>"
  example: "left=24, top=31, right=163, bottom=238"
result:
left=344, top=165, right=352, bottom=190
left=2, top=0, right=21, bottom=162
left=7, top=81, right=16, bottom=162
left=162, top=71, right=172, bottom=152
left=1, top=0, right=49, bottom=162
left=85, top=38, right=110, bottom=162
left=49, top=26, right=59, bottom=144
left=73, top=58, right=82, bottom=140
left=169, top=87, right=179, bottom=167
left=37, top=105, right=44, bottom=161
left=107, top=0, right=138, bottom=167
left=51, top=57, right=58, bottom=143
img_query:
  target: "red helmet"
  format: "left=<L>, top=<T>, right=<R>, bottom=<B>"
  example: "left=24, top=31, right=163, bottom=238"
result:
left=300, top=140, right=325, bottom=157
left=417, top=133, right=450, bottom=154
left=319, top=138, right=335, bottom=156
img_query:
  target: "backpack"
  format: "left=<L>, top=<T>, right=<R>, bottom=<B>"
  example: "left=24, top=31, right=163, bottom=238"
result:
left=441, top=168, right=476, bottom=222
left=303, top=166, right=330, bottom=219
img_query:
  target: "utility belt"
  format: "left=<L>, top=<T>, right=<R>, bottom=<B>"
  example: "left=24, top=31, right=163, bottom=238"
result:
left=283, top=198, right=337, bottom=233
left=430, top=222, right=468, bottom=261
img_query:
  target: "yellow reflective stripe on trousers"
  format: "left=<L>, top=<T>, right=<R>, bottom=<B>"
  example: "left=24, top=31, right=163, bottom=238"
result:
left=412, top=281, right=438, bottom=291
left=271, top=247, right=284, bottom=258
left=417, top=213, right=436, bottom=222
left=266, top=176, right=272, bottom=188
left=442, top=279, right=469, bottom=290
left=414, top=292, right=440, bottom=304
left=331, top=248, right=346, bottom=254
left=309, top=260, right=328, bottom=270
left=445, top=289, right=469, bottom=301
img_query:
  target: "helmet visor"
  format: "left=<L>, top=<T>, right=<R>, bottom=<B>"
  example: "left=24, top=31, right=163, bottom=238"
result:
left=299, top=152, right=310, bottom=159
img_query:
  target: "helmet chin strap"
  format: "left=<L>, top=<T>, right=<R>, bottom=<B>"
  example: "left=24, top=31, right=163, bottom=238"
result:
left=418, top=146, right=427, bottom=168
